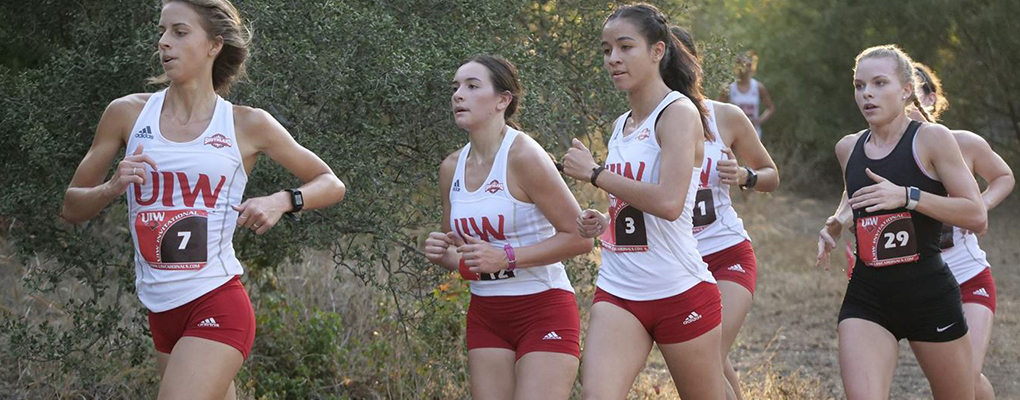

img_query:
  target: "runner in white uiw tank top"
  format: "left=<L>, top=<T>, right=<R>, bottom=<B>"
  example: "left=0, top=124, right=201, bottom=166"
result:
left=672, top=25, right=781, bottom=400
left=561, top=5, right=725, bottom=399
left=718, top=50, right=775, bottom=138
left=60, top=1, right=345, bottom=398
left=423, top=55, right=592, bottom=400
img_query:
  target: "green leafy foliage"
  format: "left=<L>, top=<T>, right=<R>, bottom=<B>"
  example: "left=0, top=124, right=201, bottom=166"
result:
left=1, top=0, right=734, bottom=397
left=693, top=0, right=1019, bottom=191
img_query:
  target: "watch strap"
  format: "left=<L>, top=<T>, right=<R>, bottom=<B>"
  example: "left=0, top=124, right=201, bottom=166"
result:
left=905, top=186, right=921, bottom=210
left=739, top=166, right=758, bottom=190
left=590, top=165, right=606, bottom=188
left=503, top=243, right=517, bottom=271
left=286, top=188, right=304, bottom=213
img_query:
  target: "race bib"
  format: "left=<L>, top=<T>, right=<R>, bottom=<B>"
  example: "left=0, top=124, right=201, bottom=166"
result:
left=939, top=224, right=955, bottom=250
left=855, top=212, right=919, bottom=267
left=458, top=256, right=516, bottom=281
left=135, top=209, right=208, bottom=270
left=600, top=195, right=648, bottom=252
left=692, top=188, right=717, bottom=232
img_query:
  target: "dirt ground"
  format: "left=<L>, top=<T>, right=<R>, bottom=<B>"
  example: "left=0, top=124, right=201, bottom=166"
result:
left=629, top=191, right=1020, bottom=399
left=3, top=189, right=1016, bottom=399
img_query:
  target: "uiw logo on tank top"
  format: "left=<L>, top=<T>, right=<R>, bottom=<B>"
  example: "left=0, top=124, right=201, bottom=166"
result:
left=133, top=171, right=227, bottom=271
left=134, top=172, right=226, bottom=207
left=446, top=127, right=575, bottom=296
left=453, top=215, right=505, bottom=242
left=601, top=161, right=649, bottom=252
left=453, top=215, right=517, bottom=281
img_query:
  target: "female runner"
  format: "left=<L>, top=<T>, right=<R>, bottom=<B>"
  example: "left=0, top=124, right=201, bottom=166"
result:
left=60, top=1, right=346, bottom=398
left=718, top=50, right=775, bottom=138
left=673, top=25, right=781, bottom=400
left=562, top=4, right=725, bottom=399
left=820, top=61, right=1012, bottom=400
left=817, top=45, right=985, bottom=400
left=422, top=55, right=593, bottom=400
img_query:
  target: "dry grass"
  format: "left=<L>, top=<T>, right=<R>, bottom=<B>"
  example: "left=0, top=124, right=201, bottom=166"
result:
left=3, top=190, right=1018, bottom=399
left=625, top=191, right=1020, bottom=399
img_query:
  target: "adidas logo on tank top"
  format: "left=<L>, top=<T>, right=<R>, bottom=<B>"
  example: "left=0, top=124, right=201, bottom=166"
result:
left=127, top=89, right=247, bottom=313
left=448, top=127, right=573, bottom=297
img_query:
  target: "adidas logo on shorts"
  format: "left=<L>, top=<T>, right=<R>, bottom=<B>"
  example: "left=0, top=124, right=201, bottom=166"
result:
left=197, top=317, right=220, bottom=328
left=973, top=288, right=990, bottom=298
left=683, top=311, right=702, bottom=325
left=542, top=331, right=562, bottom=340
left=727, top=264, right=746, bottom=273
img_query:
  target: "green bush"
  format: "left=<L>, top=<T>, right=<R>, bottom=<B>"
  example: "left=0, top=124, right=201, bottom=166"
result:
left=0, top=0, right=735, bottom=397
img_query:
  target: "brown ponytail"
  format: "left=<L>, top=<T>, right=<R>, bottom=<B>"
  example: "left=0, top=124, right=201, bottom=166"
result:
left=605, top=4, right=712, bottom=141
left=911, top=97, right=933, bottom=123
left=914, top=63, right=948, bottom=121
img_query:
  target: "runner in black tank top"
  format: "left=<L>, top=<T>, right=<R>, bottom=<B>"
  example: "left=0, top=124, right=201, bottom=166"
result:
left=839, top=120, right=964, bottom=341
left=821, top=62, right=1013, bottom=400
left=818, top=45, right=986, bottom=400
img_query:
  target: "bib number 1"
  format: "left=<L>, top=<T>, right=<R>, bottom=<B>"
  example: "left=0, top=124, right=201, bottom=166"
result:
left=692, top=188, right=717, bottom=232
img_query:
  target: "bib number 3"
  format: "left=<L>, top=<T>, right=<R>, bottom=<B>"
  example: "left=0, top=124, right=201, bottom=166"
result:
left=855, top=212, right=919, bottom=267
left=135, top=209, right=208, bottom=270
left=600, top=196, right=648, bottom=252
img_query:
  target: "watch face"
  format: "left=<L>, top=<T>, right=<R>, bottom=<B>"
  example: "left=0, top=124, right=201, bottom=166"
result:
left=294, top=192, right=304, bottom=206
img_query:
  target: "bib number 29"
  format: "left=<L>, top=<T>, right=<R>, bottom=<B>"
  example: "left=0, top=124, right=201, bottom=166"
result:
left=855, top=212, right=919, bottom=267
left=883, top=231, right=910, bottom=249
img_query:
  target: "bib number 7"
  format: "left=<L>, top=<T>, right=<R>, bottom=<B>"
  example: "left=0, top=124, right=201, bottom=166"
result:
left=135, top=209, right=208, bottom=270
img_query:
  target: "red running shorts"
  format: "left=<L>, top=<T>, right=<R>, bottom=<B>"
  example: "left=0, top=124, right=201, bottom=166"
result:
left=703, top=240, right=758, bottom=296
left=593, top=281, right=722, bottom=344
left=466, top=289, right=580, bottom=360
left=148, top=276, right=256, bottom=359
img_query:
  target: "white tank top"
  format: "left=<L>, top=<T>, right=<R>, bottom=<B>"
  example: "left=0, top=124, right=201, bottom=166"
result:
left=126, top=89, right=247, bottom=312
left=940, top=225, right=990, bottom=284
left=597, top=92, right=715, bottom=301
left=693, top=101, right=752, bottom=255
left=448, top=127, right=574, bottom=297
left=729, top=78, right=761, bottom=137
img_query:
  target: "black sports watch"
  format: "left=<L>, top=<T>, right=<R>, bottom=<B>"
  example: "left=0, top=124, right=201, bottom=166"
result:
left=739, top=166, right=758, bottom=190
left=590, top=165, right=607, bottom=188
left=285, top=188, right=304, bottom=221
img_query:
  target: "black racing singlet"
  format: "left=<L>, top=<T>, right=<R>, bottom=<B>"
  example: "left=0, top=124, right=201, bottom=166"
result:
left=845, top=120, right=947, bottom=268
